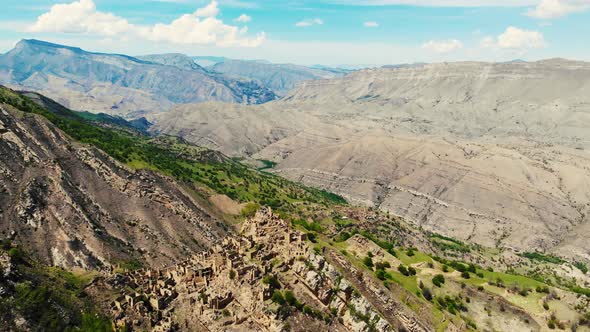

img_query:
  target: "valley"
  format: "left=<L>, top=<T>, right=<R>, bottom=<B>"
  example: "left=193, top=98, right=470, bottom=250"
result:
left=149, top=60, right=590, bottom=266
left=1, top=85, right=589, bottom=331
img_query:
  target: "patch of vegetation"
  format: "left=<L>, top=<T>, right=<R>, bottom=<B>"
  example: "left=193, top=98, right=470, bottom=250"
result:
left=257, top=159, right=277, bottom=171
left=571, top=286, right=590, bottom=297
left=363, top=256, right=374, bottom=269
left=348, top=303, right=379, bottom=332
left=397, top=264, right=417, bottom=277
left=574, top=261, right=588, bottom=274
left=272, top=290, right=329, bottom=322
left=359, top=231, right=397, bottom=256
left=115, top=259, right=143, bottom=271
left=520, top=252, right=565, bottom=265
left=432, top=274, right=446, bottom=287
left=241, top=202, right=260, bottom=218
left=436, top=295, right=467, bottom=315
left=292, top=219, right=323, bottom=233
left=262, top=275, right=281, bottom=290
left=430, top=234, right=471, bottom=253
left=0, top=247, right=111, bottom=331
left=374, top=261, right=392, bottom=281
left=0, top=87, right=346, bottom=218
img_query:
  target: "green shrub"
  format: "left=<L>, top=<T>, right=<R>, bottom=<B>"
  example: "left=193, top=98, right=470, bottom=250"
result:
left=271, top=291, right=285, bottom=305
left=284, top=291, right=302, bottom=309
left=574, top=262, right=588, bottom=274
left=241, top=203, right=260, bottom=218
left=375, top=269, right=388, bottom=281
left=432, top=274, right=445, bottom=287
left=263, top=275, right=280, bottom=290
left=363, top=256, right=374, bottom=269
left=398, top=265, right=409, bottom=276
left=521, top=252, right=564, bottom=265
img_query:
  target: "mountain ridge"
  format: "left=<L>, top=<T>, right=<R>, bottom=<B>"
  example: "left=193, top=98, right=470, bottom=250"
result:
left=0, top=39, right=277, bottom=117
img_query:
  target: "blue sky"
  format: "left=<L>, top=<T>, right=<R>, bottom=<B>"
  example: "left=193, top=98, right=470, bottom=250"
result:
left=0, top=0, right=589, bottom=65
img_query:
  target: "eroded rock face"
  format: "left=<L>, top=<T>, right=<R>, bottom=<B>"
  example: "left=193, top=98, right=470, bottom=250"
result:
left=0, top=104, right=227, bottom=270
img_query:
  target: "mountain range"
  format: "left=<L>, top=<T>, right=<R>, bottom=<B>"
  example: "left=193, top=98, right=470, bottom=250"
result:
left=0, top=39, right=277, bottom=117
left=205, top=59, right=350, bottom=95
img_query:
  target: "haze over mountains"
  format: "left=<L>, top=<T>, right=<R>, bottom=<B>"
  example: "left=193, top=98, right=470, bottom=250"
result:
left=143, top=54, right=349, bottom=96
left=206, top=59, right=349, bottom=95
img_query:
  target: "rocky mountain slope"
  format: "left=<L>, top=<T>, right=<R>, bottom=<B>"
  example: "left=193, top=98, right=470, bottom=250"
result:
left=207, top=59, right=349, bottom=95
left=137, top=53, right=209, bottom=72
left=0, top=40, right=276, bottom=117
left=150, top=59, right=590, bottom=265
left=0, top=90, right=229, bottom=271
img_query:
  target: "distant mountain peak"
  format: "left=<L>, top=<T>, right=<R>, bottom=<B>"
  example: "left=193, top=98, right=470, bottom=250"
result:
left=15, top=39, right=84, bottom=53
left=0, top=39, right=277, bottom=115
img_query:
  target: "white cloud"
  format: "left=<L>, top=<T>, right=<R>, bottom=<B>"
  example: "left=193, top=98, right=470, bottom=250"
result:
left=363, top=21, right=379, bottom=27
left=28, top=0, right=132, bottom=36
left=27, top=0, right=264, bottom=47
left=482, top=26, right=546, bottom=50
left=235, top=14, right=252, bottom=23
left=422, top=39, right=463, bottom=53
left=195, top=1, right=220, bottom=17
left=526, top=0, right=589, bottom=19
left=295, top=18, right=324, bottom=27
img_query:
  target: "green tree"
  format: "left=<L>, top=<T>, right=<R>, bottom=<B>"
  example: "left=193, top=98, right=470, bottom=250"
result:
left=432, top=274, right=445, bottom=287
left=363, top=256, right=374, bottom=269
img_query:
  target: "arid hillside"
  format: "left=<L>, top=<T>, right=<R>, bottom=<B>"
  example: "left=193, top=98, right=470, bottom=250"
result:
left=0, top=92, right=228, bottom=270
left=150, top=59, right=590, bottom=264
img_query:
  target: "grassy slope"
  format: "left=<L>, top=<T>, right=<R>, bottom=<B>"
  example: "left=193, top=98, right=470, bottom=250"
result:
left=0, top=243, right=111, bottom=331
left=0, top=87, right=346, bottom=216
left=0, top=86, right=350, bottom=330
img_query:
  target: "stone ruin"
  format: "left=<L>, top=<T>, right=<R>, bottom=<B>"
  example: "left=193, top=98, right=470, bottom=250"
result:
left=104, top=207, right=395, bottom=331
